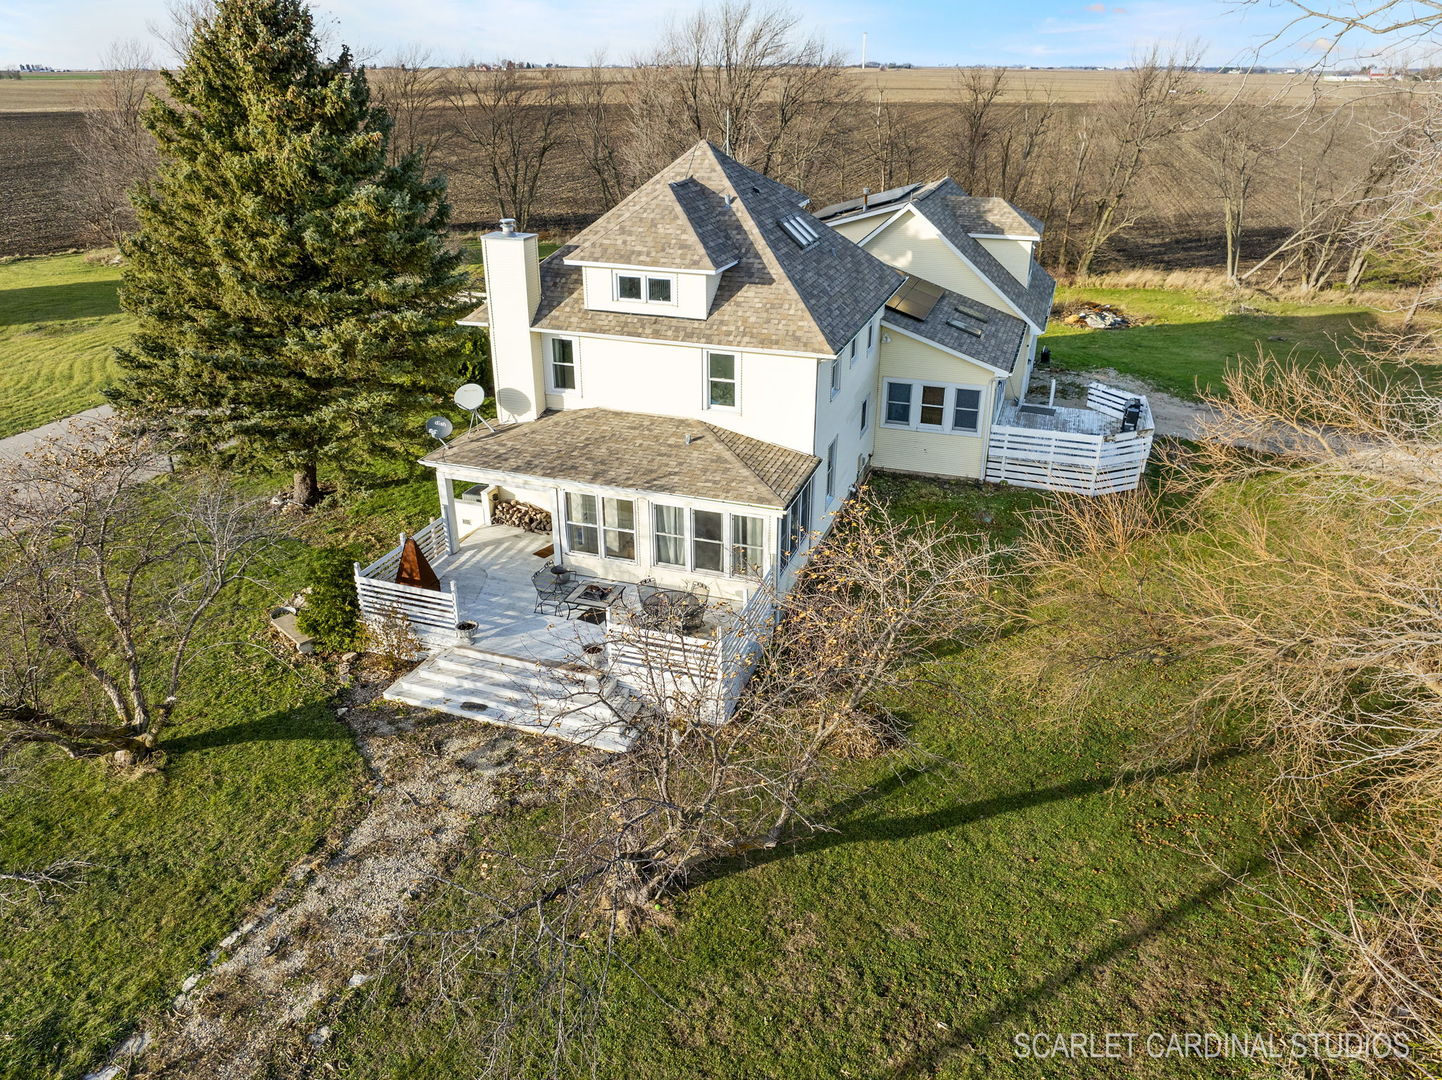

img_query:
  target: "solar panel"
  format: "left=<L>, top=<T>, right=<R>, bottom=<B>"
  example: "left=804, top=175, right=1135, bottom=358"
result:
left=885, top=276, right=944, bottom=321
left=779, top=213, right=820, bottom=247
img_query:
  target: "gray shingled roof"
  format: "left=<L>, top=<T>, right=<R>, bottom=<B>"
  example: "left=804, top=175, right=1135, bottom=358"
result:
left=909, top=179, right=1055, bottom=330
left=947, top=195, right=1043, bottom=238
left=527, top=142, right=902, bottom=356
left=422, top=408, right=818, bottom=509
left=816, top=178, right=1054, bottom=331
left=882, top=277, right=1028, bottom=373
left=566, top=175, right=738, bottom=272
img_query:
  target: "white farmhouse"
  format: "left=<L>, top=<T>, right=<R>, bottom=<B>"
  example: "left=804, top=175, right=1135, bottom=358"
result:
left=359, top=142, right=1153, bottom=748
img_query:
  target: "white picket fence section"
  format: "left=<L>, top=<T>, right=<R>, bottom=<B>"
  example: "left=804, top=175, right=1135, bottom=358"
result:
left=985, top=382, right=1154, bottom=496
left=354, top=517, right=461, bottom=643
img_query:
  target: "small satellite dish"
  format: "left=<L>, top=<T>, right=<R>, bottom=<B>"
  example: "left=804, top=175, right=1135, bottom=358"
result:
left=454, top=383, right=487, bottom=411
left=425, top=415, right=454, bottom=443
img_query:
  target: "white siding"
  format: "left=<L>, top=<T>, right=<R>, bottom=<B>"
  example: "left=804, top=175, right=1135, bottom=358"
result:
left=579, top=265, right=714, bottom=320
left=535, top=332, right=822, bottom=455
left=871, top=330, right=1000, bottom=479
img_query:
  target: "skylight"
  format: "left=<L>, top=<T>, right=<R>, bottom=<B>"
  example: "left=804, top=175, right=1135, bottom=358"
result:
left=779, top=213, right=820, bottom=248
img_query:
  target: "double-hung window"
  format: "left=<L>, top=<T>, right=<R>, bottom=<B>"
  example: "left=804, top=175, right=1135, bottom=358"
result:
left=730, top=515, right=765, bottom=576
left=848, top=337, right=858, bottom=368
left=829, top=357, right=841, bottom=398
left=564, top=492, right=599, bottom=555
left=692, top=510, right=725, bottom=572
left=565, top=493, right=635, bottom=560
left=866, top=322, right=874, bottom=352
left=825, top=438, right=838, bottom=500
left=706, top=353, right=737, bottom=408
left=882, top=379, right=985, bottom=434
left=885, top=381, right=912, bottom=425
left=550, top=338, right=577, bottom=391
left=653, top=504, right=686, bottom=566
left=952, top=388, right=982, bottom=432
left=860, top=395, right=870, bottom=434
left=603, top=499, right=636, bottom=559
left=918, top=384, right=946, bottom=428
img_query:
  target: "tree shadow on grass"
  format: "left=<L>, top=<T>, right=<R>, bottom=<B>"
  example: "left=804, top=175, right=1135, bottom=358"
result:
left=0, top=280, right=123, bottom=325
left=162, top=704, right=351, bottom=756
left=692, top=744, right=1252, bottom=889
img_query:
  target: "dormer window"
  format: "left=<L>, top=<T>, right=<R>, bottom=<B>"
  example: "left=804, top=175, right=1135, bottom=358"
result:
left=614, top=272, right=675, bottom=306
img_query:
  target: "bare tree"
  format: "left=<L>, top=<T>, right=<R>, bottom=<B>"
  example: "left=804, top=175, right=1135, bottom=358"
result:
left=949, top=67, right=1007, bottom=192
left=1197, top=94, right=1272, bottom=282
left=445, top=64, right=569, bottom=230
left=570, top=53, right=626, bottom=210
left=1071, top=45, right=1200, bottom=277
left=401, top=492, right=1002, bottom=1075
left=67, top=40, right=159, bottom=247
left=860, top=87, right=930, bottom=192
left=991, top=83, right=1058, bottom=208
left=370, top=46, right=450, bottom=174
left=624, top=1, right=854, bottom=189
left=0, top=422, right=281, bottom=766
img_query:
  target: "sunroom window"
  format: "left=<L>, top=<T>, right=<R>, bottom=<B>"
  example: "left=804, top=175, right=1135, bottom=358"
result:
left=653, top=504, right=686, bottom=566
left=692, top=510, right=725, bottom=572
left=564, top=492, right=599, bottom=555
left=603, top=498, right=636, bottom=560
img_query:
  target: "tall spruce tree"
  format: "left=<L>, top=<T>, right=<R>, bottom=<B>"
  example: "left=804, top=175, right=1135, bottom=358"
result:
left=109, top=0, right=465, bottom=504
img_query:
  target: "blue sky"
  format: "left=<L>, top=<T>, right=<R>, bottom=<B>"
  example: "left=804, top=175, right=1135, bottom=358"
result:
left=0, top=0, right=1421, bottom=70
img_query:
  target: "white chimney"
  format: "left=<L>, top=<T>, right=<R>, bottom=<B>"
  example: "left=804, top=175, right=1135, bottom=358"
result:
left=481, top=222, right=544, bottom=423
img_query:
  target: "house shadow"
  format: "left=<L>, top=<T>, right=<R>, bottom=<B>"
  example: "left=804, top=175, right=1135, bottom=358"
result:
left=692, top=744, right=1251, bottom=888
left=161, top=702, right=352, bottom=756
left=0, top=280, right=123, bottom=326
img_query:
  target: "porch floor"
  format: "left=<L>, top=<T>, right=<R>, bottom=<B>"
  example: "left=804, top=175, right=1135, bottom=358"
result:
left=995, top=401, right=1117, bottom=436
left=440, top=524, right=604, bottom=663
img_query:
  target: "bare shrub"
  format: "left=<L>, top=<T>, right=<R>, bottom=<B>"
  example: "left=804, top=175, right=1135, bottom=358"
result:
left=1021, top=349, right=1442, bottom=1051
left=359, top=606, right=424, bottom=676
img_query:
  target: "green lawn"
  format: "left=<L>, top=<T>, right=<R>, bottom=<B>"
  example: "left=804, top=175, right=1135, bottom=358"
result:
left=0, top=460, right=450, bottom=1080
left=1041, top=285, right=1389, bottom=401
left=0, top=253, right=132, bottom=438
left=319, top=478, right=1304, bottom=1079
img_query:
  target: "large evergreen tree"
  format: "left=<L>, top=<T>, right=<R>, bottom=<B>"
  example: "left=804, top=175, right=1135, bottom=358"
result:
left=110, top=0, right=465, bottom=504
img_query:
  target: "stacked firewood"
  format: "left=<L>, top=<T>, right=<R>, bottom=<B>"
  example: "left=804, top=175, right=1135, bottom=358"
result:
left=494, top=500, right=552, bottom=533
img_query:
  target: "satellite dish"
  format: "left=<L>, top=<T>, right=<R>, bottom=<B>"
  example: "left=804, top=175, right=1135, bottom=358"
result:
left=454, top=383, right=487, bottom=411
left=425, top=415, right=454, bottom=443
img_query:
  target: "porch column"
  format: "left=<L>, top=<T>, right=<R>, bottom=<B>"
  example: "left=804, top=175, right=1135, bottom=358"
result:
left=435, top=468, right=458, bottom=556
left=550, top=486, right=565, bottom=566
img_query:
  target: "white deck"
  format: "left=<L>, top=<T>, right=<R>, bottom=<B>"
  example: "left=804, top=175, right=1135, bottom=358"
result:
left=440, top=524, right=604, bottom=663
left=995, top=401, right=1116, bottom=436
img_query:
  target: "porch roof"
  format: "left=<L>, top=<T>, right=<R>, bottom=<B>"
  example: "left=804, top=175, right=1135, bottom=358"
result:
left=423, top=408, right=818, bottom=510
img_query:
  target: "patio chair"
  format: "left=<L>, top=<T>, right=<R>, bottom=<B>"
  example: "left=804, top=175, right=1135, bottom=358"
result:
left=532, top=565, right=572, bottom=617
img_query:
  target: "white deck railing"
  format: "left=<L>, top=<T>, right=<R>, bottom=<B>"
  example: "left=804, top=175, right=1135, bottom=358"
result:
left=354, top=518, right=461, bottom=643
left=986, top=382, right=1154, bottom=496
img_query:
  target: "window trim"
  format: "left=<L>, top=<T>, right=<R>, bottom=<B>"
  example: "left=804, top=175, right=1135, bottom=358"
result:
left=564, top=491, right=637, bottom=562
left=829, top=357, right=841, bottom=399
left=547, top=336, right=579, bottom=394
left=651, top=501, right=769, bottom=578
left=705, top=351, right=739, bottom=411
left=882, top=378, right=987, bottom=436
left=613, top=270, right=677, bottom=306
left=847, top=337, right=858, bottom=368
left=859, top=395, right=870, bottom=434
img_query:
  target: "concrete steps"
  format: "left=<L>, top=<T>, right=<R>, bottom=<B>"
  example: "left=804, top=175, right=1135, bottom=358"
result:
left=383, top=645, right=640, bottom=753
